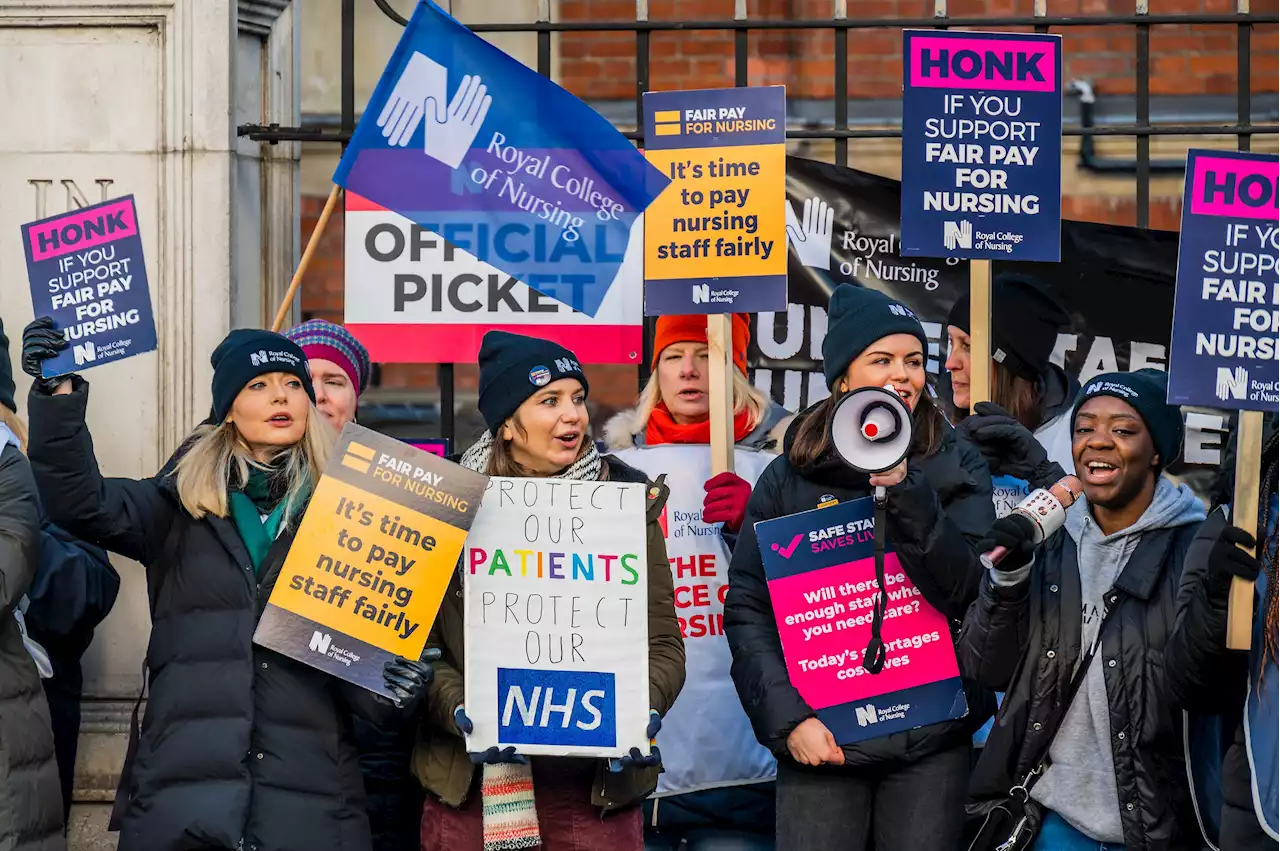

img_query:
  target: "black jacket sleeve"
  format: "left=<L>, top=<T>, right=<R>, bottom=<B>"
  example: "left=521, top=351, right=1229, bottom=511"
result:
left=1163, top=509, right=1248, bottom=714
left=0, top=446, right=41, bottom=611
left=27, top=380, right=174, bottom=565
left=883, top=435, right=995, bottom=622
left=957, top=566, right=1032, bottom=690
left=723, top=460, right=814, bottom=756
left=24, top=518, right=119, bottom=654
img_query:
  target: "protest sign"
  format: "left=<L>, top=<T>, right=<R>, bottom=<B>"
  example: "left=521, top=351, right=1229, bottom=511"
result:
left=464, top=477, right=649, bottom=758
left=755, top=497, right=967, bottom=745
left=333, top=0, right=667, bottom=317
left=900, top=30, right=1062, bottom=262
left=613, top=445, right=777, bottom=795
left=21, top=195, right=158, bottom=377
left=254, top=424, right=487, bottom=696
left=1167, top=149, right=1279, bottom=412
left=642, top=86, right=788, bottom=315
left=343, top=193, right=642, bottom=363
left=404, top=437, right=451, bottom=457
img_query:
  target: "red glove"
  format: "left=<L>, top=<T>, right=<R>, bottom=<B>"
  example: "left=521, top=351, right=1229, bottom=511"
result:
left=702, top=472, right=752, bottom=532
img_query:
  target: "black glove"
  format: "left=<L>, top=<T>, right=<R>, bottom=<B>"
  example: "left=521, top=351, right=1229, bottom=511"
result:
left=1204, top=525, right=1261, bottom=598
left=21, top=317, right=72, bottom=393
left=957, top=402, right=1064, bottom=488
left=454, top=705, right=528, bottom=764
left=608, top=710, right=663, bottom=771
left=976, top=513, right=1038, bottom=571
left=381, top=647, right=441, bottom=711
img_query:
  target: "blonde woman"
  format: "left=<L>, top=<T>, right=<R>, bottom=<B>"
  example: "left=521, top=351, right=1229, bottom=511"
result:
left=21, top=320, right=432, bottom=851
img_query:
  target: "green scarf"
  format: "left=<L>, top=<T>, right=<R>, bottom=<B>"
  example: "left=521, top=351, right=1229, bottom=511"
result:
left=228, top=467, right=288, bottom=576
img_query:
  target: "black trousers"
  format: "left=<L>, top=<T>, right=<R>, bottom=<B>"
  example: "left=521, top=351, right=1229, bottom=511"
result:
left=775, top=744, right=970, bottom=851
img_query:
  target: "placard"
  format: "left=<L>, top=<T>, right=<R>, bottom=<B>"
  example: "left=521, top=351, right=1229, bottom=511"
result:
left=755, top=497, right=967, bottom=746
left=21, top=195, right=158, bottom=377
left=464, top=477, right=650, bottom=758
left=900, top=30, right=1063, bottom=261
left=254, top=423, right=488, bottom=696
left=642, top=86, right=788, bottom=314
left=1167, top=149, right=1280, bottom=411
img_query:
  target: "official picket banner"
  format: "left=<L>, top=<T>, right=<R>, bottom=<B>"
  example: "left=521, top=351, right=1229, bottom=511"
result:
left=1167, top=149, right=1280, bottom=411
left=254, top=424, right=488, bottom=697
left=752, top=155, right=1241, bottom=503
left=463, top=477, right=650, bottom=758
left=755, top=497, right=967, bottom=746
left=642, top=86, right=788, bottom=315
left=612, top=445, right=777, bottom=795
left=333, top=0, right=668, bottom=317
left=900, top=30, right=1062, bottom=261
left=21, top=195, right=158, bottom=377
left=343, top=193, right=643, bottom=363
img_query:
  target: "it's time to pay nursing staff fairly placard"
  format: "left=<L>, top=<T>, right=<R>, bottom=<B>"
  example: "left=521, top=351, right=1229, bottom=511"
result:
left=900, top=30, right=1063, bottom=261
left=254, top=424, right=488, bottom=697
left=642, top=86, right=788, bottom=314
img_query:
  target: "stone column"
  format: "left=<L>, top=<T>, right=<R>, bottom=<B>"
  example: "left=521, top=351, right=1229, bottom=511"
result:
left=0, top=2, right=298, bottom=847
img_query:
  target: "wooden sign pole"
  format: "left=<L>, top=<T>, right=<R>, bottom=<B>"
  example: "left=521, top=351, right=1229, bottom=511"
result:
left=271, top=184, right=343, bottom=332
left=968, top=259, right=994, bottom=406
left=1227, top=409, right=1265, bottom=650
left=707, top=313, right=736, bottom=476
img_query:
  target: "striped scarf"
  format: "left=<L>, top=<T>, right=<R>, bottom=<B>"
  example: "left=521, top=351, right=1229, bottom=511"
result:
left=459, top=432, right=602, bottom=850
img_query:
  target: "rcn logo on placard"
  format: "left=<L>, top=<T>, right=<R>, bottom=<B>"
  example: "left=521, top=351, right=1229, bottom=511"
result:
left=73, top=340, right=97, bottom=366
left=498, top=667, right=616, bottom=748
left=1216, top=366, right=1249, bottom=401
left=943, top=220, right=973, bottom=250
left=855, top=703, right=878, bottom=727
left=309, top=631, right=332, bottom=655
left=692, top=283, right=711, bottom=304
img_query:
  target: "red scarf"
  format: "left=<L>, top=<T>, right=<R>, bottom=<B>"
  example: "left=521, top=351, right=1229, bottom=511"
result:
left=645, top=403, right=755, bottom=446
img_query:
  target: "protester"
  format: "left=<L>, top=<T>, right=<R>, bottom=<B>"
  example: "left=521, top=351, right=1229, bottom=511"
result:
left=286, top=318, right=421, bottom=851
left=22, top=318, right=435, bottom=851
left=415, top=330, right=686, bottom=851
left=1165, top=415, right=1279, bottom=849
left=723, top=284, right=995, bottom=851
left=963, top=369, right=1212, bottom=850
left=605, top=313, right=788, bottom=850
left=0, top=317, right=119, bottom=827
left=0, top=318, right=66, bottom=851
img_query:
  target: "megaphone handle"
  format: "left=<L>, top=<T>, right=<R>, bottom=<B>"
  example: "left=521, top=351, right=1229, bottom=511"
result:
left=874, top=485, right=887, bottom=505
left=980, top=546, right=1009, bottom=570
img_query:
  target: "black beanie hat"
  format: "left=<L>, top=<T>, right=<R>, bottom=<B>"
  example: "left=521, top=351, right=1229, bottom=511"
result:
left=209, top=329, right=315, bottom=423
left=947, top=273, right=1071, bottom=381
left=1073, top=369, right=1182, bottom=471
left=0, top=318, right=15, bottom=414
left=822, top=285, right=930, bottom=389
left=478, top=331, right=589, bottom=435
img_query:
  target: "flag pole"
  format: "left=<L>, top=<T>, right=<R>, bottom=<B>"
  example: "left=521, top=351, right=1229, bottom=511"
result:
left=271, top=185, right=343, bottom=333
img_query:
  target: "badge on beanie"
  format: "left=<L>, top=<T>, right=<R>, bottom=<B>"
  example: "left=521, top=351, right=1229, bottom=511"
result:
left=529, top=365, right=551, bottom=387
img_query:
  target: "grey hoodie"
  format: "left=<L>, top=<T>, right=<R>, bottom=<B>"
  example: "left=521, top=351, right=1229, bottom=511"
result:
left=1018, top=477, right=1206, bottom=842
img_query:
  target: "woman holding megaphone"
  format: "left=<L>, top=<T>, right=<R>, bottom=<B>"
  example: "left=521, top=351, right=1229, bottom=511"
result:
left=414, top=331, right=685, bottom=851
left=723, top=285, right=995, bottom=851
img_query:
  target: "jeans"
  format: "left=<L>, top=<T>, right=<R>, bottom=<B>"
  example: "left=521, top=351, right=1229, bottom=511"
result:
left=1033, top=812, right=1126, bottom=851
left=645, top=827, right=774, bottom=851
left=774, top=743, right=970, bottom=851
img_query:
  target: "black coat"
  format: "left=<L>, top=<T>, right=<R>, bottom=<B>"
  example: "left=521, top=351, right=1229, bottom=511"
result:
left=723, top=410, right=996, bottom=767
left=27, top=380, right=396, bottom=851
left=961, top=521, right=1203, bottom=851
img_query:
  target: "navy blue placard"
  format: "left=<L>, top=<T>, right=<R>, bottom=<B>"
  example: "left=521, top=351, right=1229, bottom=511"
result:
left=756, top=496, right=880, bottom=583
left=21, top=195, right=157, bottom=378
left=900, top=30, right=1063, bottom=262
left=1167, top=149, right=1279, bottom=411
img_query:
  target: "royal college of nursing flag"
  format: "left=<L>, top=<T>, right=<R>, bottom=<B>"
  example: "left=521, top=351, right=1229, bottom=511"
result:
left=334, top=0, right=670, bottom=317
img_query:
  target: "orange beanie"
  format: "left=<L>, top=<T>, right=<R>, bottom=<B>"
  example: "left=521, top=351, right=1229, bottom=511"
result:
left=652, top=314, right=750, bottom=375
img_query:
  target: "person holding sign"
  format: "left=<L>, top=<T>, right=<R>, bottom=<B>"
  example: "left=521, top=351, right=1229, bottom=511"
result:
left=20, top=323, right=433, bottom=851
left=963, top=370, right=1211, bottom=851
left=724, top=284, right=995, bottom=851
left=604, top=313, right=789, bottom=850
left=415, top=331, right=685, bottom=851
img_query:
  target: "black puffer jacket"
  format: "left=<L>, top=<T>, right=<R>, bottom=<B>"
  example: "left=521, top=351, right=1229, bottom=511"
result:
left=27, top=380, right=395, bottom=851
left=724, top=406, right=995, bottom=766
left=962, top=517, right=1204, bottom=850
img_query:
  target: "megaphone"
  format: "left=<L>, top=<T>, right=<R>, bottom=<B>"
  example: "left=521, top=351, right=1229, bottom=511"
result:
left=832, top=385, right=914, bottom=475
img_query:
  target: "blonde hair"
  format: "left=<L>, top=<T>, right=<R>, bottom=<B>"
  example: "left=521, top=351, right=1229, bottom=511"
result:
left=625, top=367, right=769, bottom=439
left=173, top=408, right=333, bottom=524
left=0, top=407, right=28, bottom=453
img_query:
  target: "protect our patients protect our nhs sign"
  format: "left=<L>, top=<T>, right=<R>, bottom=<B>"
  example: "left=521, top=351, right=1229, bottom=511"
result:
left=899, top=30, right=1063, bottom=262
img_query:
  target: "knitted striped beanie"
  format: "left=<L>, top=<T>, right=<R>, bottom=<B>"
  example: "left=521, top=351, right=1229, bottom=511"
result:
left=285, top=319, right=371, bottom=394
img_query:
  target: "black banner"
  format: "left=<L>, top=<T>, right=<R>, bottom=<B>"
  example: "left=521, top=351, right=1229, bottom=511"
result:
left=749, top=156, right=1234, bottom=496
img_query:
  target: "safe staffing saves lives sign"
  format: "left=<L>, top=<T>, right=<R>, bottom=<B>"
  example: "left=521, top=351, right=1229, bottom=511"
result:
left=254, top=424, right=488, bottom=697
left=1167, top=149, right=1280, bottom=411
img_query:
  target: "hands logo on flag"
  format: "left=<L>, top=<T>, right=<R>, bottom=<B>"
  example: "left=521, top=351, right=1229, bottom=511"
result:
left=786, top=196, right=835, bottom=270
left=377, top=52, right=493, bottom=170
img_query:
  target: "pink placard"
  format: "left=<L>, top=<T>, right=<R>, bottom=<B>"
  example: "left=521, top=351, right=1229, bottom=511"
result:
left=1189, top=155, right=1280, bottom=221
left=25, top=198, right=139, bottom=263
left=766, top=554, right=960, bottom=709
left=908, top=35, right=1057, bottom=93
